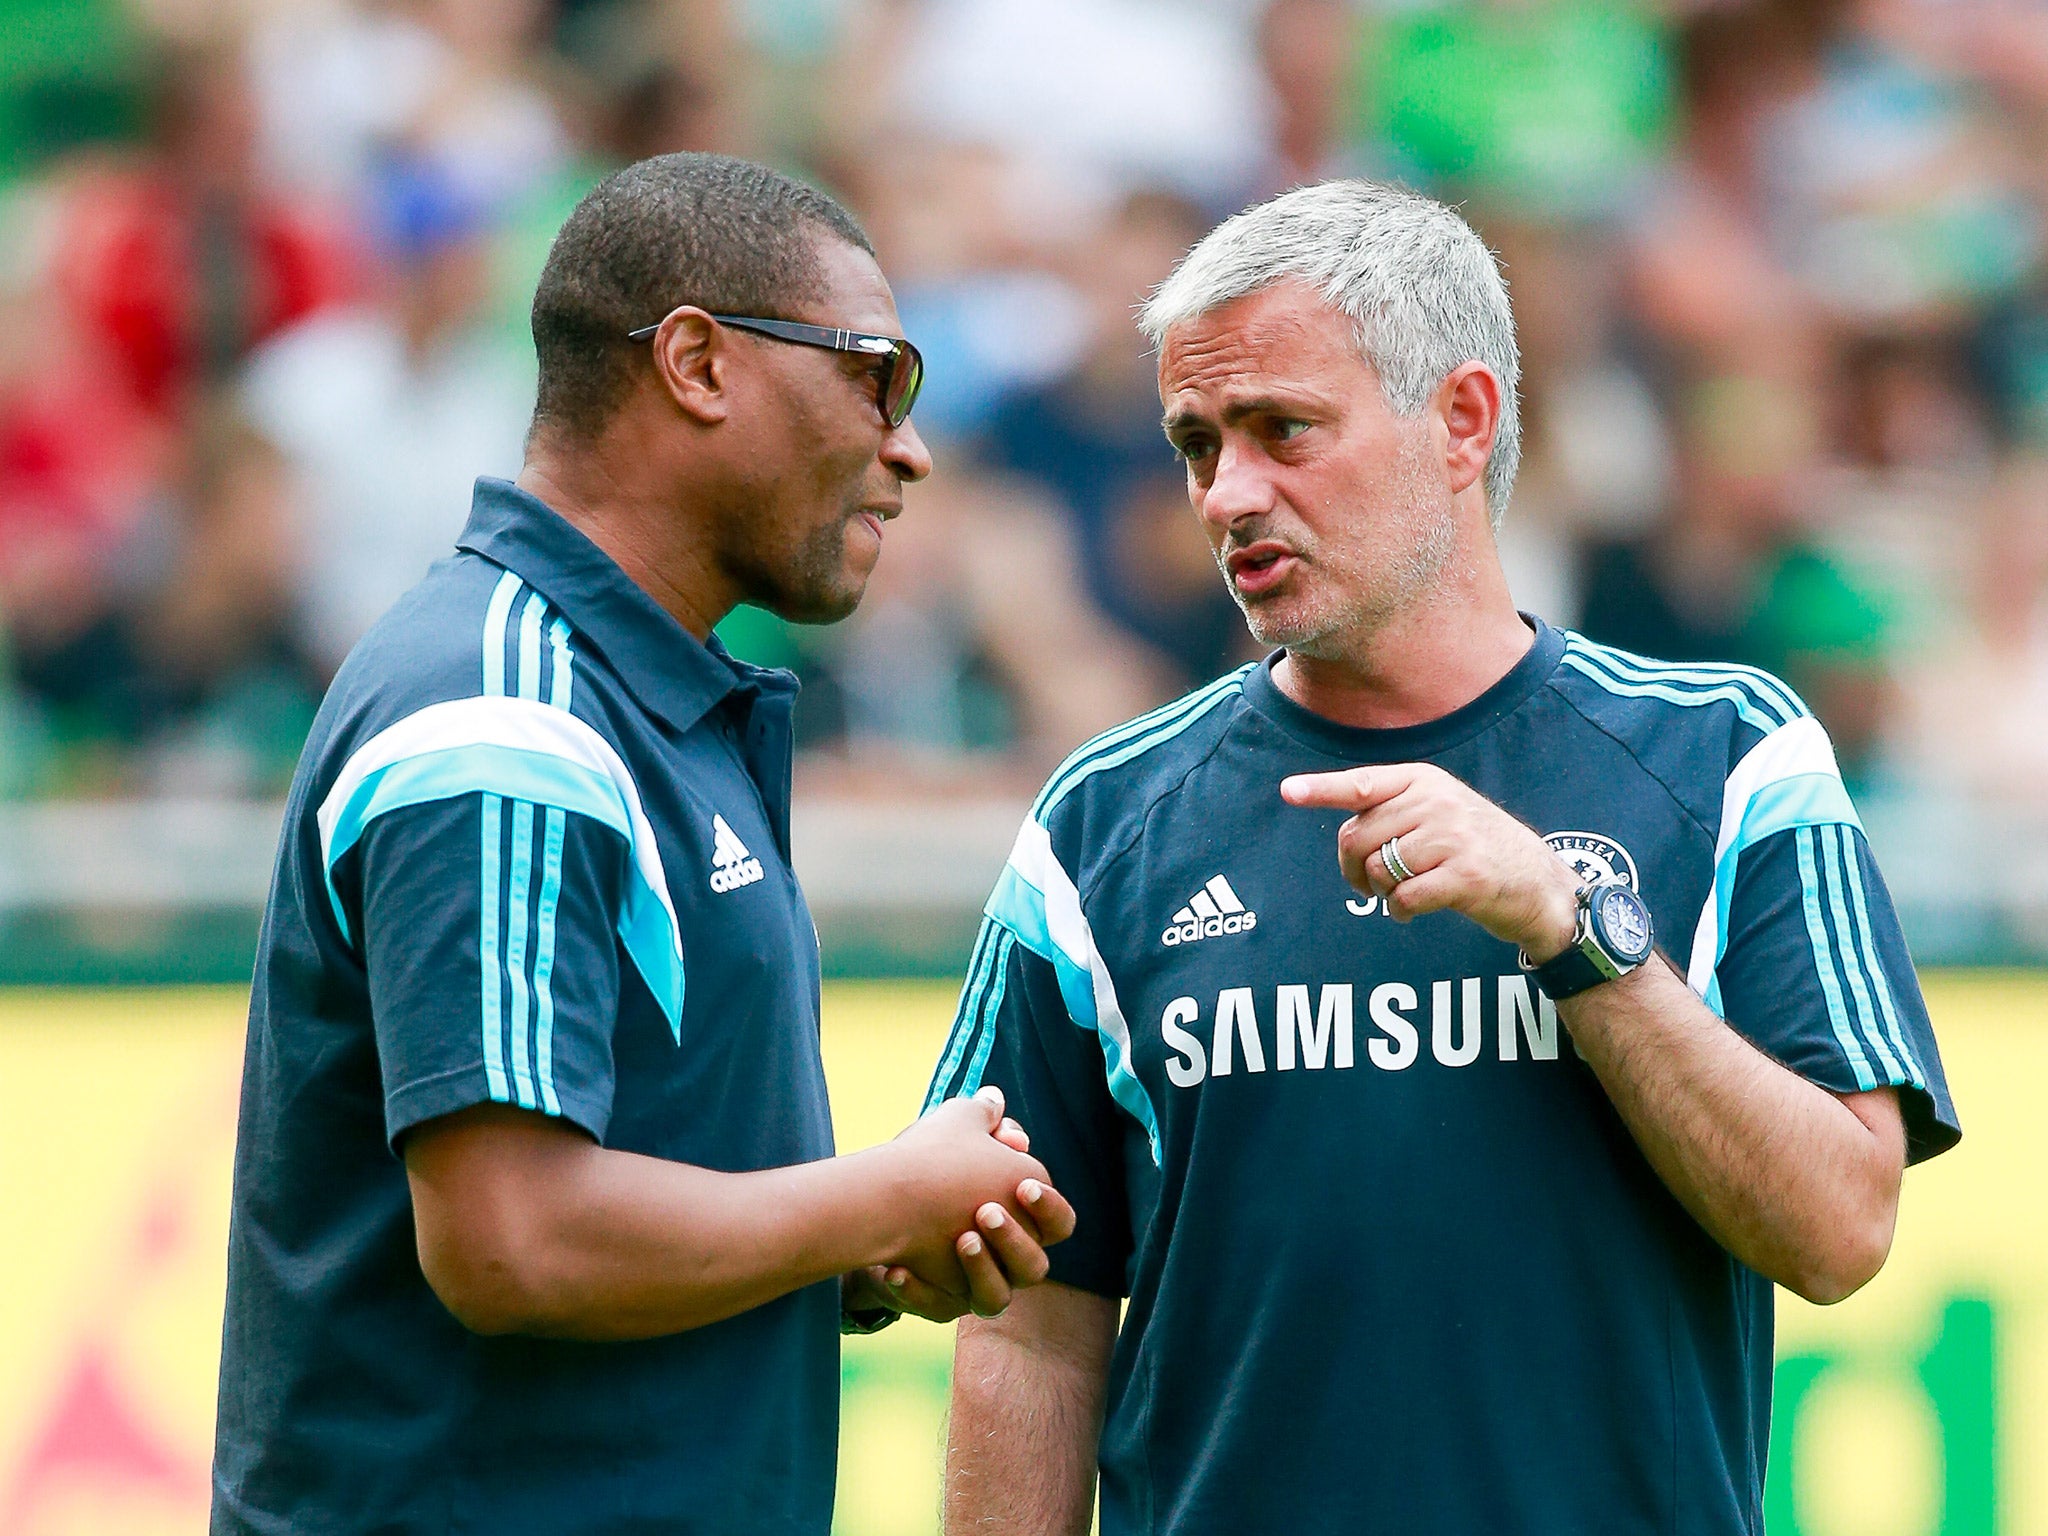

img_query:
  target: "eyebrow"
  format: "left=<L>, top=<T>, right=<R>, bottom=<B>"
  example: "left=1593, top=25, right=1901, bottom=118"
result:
left=1161, top=395, right=1315, bottom=437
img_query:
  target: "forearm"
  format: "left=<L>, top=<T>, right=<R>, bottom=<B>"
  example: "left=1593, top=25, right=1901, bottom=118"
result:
left=413, top=1134, right=918, bottom=1340
left=1561, top=959, right=1902, bottom=1302
left=946, top=1287, right=1116, bottom=1535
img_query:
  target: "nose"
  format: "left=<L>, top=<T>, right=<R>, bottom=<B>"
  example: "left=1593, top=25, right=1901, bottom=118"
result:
left=882, top=415, right=933, bottom=483
left=1197, top=438, right=1276, bottom=533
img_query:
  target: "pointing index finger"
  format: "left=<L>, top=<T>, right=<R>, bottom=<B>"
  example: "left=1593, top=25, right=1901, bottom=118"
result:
left=1281, top=764, right=1413, bottom=810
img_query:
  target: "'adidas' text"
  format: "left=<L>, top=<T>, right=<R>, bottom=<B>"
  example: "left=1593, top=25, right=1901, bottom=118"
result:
left=709, top=813, right=765, bottom=893
left=1162, top=876, right=1258, bottom=946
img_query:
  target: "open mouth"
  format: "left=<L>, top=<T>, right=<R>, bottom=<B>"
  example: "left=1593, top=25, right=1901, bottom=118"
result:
left=1226, top=542, right=1298, bottom=596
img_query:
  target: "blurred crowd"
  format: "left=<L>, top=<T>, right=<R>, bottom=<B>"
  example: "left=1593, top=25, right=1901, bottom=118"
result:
left=0, top=0, right=2045, bottom=809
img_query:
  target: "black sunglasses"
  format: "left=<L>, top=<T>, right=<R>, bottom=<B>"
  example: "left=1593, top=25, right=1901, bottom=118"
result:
left=627, top=312, right=924, bottom=428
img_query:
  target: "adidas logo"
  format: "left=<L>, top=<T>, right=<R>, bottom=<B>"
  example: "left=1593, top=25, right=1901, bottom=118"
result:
left=708, top=813, right=765, bottom=893
left=1161, top=876, right=1258, bottom=947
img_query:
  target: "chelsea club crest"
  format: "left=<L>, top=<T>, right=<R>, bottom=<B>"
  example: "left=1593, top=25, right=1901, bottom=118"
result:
left=1544, top=831, right=1640, bottom=891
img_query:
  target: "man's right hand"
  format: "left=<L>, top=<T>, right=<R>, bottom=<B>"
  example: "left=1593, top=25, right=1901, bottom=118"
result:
left=878, top=1087, right=1077, bottom=1318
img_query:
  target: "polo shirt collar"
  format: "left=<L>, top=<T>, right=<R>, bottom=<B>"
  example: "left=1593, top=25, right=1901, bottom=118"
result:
left=455, top=476, right=790, bottom=736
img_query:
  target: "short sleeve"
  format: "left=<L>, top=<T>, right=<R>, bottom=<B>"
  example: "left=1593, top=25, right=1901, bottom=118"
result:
left=347, top=792, right=627, bottom=1150
left=924, top=917, right=1134, bottom=1297
left=1714, top=821, right=1959, bottom=1163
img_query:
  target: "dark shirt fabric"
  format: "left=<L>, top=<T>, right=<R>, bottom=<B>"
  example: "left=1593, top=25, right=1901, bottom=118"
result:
left=213, top=477, right=838, bottom=1535
left=928, top=618, right=1958, bottom=1536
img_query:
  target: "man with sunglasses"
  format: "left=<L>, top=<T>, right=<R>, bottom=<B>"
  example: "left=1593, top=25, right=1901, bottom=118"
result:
left=212, top=152, right=1067, bottom=1536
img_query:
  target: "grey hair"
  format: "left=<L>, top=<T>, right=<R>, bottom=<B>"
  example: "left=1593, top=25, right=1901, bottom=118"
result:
left=1139, top=180, right=1521, bottom=524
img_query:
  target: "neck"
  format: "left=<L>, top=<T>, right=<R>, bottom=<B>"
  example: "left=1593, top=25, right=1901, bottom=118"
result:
left=516, top=439, right=735, bottom=640
left=1272, top=542, right=1533, bottom=730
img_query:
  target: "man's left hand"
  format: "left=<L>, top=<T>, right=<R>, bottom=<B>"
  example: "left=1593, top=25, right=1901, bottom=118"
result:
left=843, top=1176, right=1071, bottom=1325
left=845, top=1098, right=1076, bottom=1324
left=1281, top=762, right=1581, bottom=962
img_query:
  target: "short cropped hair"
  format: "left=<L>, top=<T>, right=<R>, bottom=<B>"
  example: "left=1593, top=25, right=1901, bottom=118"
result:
left=1140, top=180, right=1521, bottom=523
left=529, top=152, right=873, bottom=440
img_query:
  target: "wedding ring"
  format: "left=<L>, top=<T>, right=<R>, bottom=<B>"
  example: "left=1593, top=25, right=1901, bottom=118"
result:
left=1381, top=836, right=1416, bottom=884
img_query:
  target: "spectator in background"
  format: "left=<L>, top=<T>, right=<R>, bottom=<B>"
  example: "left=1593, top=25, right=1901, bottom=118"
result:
left=240, top=154, right=532, bottom=676
left=2, top=404, right=317, bottom=793
left=1897, top=456, right=2048, bottom=803
left=53, top=40, right=358, bottom=424
left=1627, top=2, right=1816, bottom=366
left=249, top=0, right=570, bottom=214
left=2, top=38, right=351, bottom=786
left=1577, top=369, right=1820, bottom=668
left=840, top=136, right=1096, bottom=450
left=896, top=0, right=1269, bottom=208
left=811, top=461, right=1173, bottom=779
left=0, top=0, right=2041, bottom=828
left=978, top=190, right=1247, bottom=691
left=0, top=187, right=167, bottom=684
left=488, top=9, right=733, bottom=361
left=1254, top=0, right=1369, bottom=194
left=1755, top=0, right=2040, bottom=329
left=1483, top=216, right=1670, bottom=627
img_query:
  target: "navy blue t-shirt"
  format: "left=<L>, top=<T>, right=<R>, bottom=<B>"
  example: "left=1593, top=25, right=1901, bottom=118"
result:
left=928, top=619, right=1958, bottom=1536
left=213, top=478, right=839, bottom=1534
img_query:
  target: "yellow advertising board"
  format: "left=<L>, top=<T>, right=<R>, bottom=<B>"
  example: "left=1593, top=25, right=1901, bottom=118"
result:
left=0, top=976, right=2038, bottom=1535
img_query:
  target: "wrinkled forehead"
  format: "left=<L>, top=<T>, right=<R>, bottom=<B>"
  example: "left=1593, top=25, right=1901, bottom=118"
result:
left=1156, top=280, right=1370, bottom=407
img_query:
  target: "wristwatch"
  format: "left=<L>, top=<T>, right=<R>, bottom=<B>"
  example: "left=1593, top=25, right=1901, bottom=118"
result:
left=1523, top=880, right=1656, bottom=1001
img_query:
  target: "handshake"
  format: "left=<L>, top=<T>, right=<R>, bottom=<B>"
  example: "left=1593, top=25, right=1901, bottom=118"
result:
left=844, top=1086, right=1077, bottom=1327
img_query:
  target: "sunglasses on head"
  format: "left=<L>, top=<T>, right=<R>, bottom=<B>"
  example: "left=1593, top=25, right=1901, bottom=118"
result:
left=626, top=312, right=925, bottom=429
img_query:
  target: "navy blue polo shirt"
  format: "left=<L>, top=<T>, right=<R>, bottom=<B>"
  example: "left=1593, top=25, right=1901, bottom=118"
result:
left=213, top=478, right=837, bottom=1535
left=927, top=619, right=1959, bottom=1536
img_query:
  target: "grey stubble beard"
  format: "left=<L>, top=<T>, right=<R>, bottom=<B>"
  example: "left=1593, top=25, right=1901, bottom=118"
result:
left=1224, top=441, right=1459, bottom=663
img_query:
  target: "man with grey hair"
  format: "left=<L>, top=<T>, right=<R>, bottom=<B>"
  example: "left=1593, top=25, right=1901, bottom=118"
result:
left=926, top=180, right=1956, bottom=1534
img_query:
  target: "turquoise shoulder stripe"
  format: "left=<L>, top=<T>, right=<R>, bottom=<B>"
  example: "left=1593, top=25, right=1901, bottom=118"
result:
left=503, top=798, right=539, bottom=1109
left=530, top=805, right=567, bottom=1116
left=323, top=741, right=684, bottom=1037
left=480, top=571, right=521, bottom=1103
left=1820, top=824, right=1905, bottom=1084
left=1795, top=828, right=1877, bottom=1092
left=1735, top=770, right=1862, bottom=846
left=547, top=617, right=574, bottom=711
left=1032, top=666, right=1253, bottom=820
left=479, top=792, right=509, bottom=1102
left=483, top=572, right=522, bottom=697
left=926, top=922, right=1000, bottom=1112
left=501, top=593, right=551, bottom=1108
left=1035, top=667, right=1246, bottom=801
left=619, top=880, right=686, bottom=1033
left=959, top=931, right=1014, bottom=1097
left=1698, top=773, right=1864, bottom=1017
left=984, top=862, right=1162, bottom=1157
left=987, top=862, right=1060, bottom=971
left=516, top=592, right=547, bottom=703
left=1835, top=830, right=1926, bottom=1088
left=1564, top=637, right=1795, bottom=725
left=1564, top=635, right=1803, bottom=722
left=1036, top=673, right=1249, bottom=824
left=327, top=745, right=633, bottom=881
left=1560, top=648, right=1784, bottom=735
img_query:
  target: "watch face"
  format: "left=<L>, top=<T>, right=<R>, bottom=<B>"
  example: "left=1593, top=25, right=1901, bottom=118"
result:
left=1597, top=886, right=1654, bottom=962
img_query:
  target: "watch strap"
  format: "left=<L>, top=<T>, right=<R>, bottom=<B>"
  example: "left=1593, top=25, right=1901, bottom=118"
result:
left=1529, top=941, right=1611, bottom=1002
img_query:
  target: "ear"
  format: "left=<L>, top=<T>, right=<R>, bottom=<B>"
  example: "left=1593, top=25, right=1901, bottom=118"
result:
left=1436, top=361, right=1502, bottom=501
left=649, top=308, right=731, bottom=426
